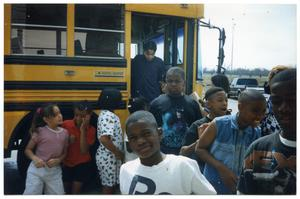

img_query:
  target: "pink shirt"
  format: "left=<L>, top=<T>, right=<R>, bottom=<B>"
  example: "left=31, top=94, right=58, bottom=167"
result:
left=32, top=126, right=69, bottom=162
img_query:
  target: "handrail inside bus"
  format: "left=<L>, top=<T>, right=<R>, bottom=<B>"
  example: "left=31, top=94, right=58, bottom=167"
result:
left=11, top=23, right=66, bottom=30
left=75, top=27, right=124, bottom=33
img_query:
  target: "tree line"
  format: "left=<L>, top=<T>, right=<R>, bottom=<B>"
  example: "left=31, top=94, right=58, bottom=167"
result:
left=203, top=67, right=270, bottom=77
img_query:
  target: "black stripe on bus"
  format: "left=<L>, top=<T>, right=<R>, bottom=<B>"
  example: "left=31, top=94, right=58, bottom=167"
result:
left=4, top=101, right=127, bottom=112
left=4, top=81, right=127, bottom=90
left=4, top=55, right=127, bottom=67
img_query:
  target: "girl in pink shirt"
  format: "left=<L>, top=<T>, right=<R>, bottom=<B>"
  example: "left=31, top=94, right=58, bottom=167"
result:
left=23, top=104, right=69, bottom=195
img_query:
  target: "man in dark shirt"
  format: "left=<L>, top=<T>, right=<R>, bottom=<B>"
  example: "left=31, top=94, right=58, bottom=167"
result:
left=131, top=41, right=167, bottom=103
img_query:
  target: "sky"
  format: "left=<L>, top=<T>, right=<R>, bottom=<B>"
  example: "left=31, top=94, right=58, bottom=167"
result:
left=0, top=1, right=299, bottom=198
left=1, top=1, right=297, bottom=71
left=200, top=4, right=297, bottom=70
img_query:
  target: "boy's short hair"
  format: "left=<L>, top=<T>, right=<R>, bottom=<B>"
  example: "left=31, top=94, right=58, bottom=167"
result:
left=98, top=88, right=122, bottom=110
left=204, top=87, right=225, bottom=100
left=238, top=90, right=265, bottom=103
left=166, top=66, right=185, bottom=80
left=128, top=97, right=149, bottom=114
left=270, top=68, right=296, bottom=86
left=143, top=41, right=157, bottom=52
left=125, top=110, right=158, bottom=132
left=211, top=74, right=230, bottom=93
left=73, top=100, right=92, bottom=112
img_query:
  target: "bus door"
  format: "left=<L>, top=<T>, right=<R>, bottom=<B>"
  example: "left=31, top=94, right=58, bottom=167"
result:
left=131, top=13, right=196, bottom=94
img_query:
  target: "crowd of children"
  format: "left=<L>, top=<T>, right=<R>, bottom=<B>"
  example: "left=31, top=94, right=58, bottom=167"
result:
left=22, top=66, right=296, bottom=195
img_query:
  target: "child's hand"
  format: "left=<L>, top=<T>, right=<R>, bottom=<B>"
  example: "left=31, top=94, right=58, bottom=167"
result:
left=217, top=165, right=238, bottom=193
left=46, top=158, right=61, bottom=168
left=80, top=114, right=91, bottom=133
left=197, top=123, right=209, bottom=138
left=33, top=157, right=46, bottom=168
left=69, top=135, right=76, bottom=143
left=179, top=146, right=189, bottom=156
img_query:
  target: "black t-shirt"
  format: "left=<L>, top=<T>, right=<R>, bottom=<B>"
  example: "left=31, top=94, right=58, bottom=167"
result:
left=181, top=116, right=211, bottom=172
left=237, top=132, right=296, bottom=194
left=149, top=94, right=202, bottom=149
left=131, top=55, right=166, bottom=102
left=183, top=116, right=212, bottom=146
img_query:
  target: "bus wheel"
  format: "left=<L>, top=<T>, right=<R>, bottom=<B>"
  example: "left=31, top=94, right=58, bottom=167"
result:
left=17, top=134, right=31, bottom=179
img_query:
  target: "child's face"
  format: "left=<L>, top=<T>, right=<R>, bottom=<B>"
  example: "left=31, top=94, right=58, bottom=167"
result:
left=126, top=120, right=161, bottom=160
left=207, top=91, right=228, bottom=117
left=238, top=100, right=266, bottom=128
left=270, top=80, right=296, bottom=139
left=74, top=108, right=91, bottom=127
left=44, top=106, right=63, bottom=127
left=165, top=74, right=185, bottom=96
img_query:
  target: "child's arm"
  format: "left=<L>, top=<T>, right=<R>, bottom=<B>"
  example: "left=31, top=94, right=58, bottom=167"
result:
left=47, top=143, right=68, bottom=168
left=100, top=135, right=124, bottom=162
left=79, top=114, right=91, bottom=154
left=197, top=123, right=210, bottom=138
left=179, top=142, right=197, bottom=156
left=195, top=121, right=238, bottom=193
left=25, top=138, right=46, bottom=168
left=180, top=122, right=210, bottom=156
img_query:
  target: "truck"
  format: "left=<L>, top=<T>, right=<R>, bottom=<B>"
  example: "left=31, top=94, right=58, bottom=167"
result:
left=228, top=77, right=264, bottom=98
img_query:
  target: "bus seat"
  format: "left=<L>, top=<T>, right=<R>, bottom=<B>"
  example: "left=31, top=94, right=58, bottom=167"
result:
left=11, top=37, right=23, bottom=54
left=85, top=32, right=119, bottom=57
left=37, top=49, right=45, bottom=54
left=75, top=39, right=83, bottom=55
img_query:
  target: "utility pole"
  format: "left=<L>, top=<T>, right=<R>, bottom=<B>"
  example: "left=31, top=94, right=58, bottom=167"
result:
left=231, top=19, right=236, bottom=71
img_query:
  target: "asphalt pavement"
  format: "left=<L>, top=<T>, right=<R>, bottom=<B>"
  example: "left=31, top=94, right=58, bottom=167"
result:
left=4, top=159, right=25, bottom=194
left=3, top=151, right=101, bottom=195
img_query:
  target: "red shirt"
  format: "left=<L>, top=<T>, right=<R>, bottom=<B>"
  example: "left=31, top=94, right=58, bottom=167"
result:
left=62, top=120, right=96, bottom=167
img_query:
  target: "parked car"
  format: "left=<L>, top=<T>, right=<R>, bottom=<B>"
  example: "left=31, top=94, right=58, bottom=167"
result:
left=228, top=77, right=264, bottom=98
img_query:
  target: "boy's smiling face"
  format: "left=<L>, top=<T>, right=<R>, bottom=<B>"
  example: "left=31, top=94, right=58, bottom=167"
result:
left=127, top=120, right=162, bottom=160
left=238, top=100, right=266, bottom=128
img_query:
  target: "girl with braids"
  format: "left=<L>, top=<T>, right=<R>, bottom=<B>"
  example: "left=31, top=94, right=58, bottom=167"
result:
left=23, top=104, right=69, bottom=195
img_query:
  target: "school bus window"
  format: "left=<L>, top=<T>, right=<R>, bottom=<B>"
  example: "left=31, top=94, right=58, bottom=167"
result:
left=74, top=4, right=125, bottom=58
left=11, top=4, right=67, bottom=56
left=131, top=43, right=138, bottom=59
left=197, top=21, right=203, bottom=80
left=177, top=27, right=184, bottom=64
left=152, top=34, right=164, bottom=61
left=131, top=14, right=184, bottom=66
left=163, top=20, right=184, bottom=65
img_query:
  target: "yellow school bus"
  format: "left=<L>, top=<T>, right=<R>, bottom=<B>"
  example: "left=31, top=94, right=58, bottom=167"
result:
left=4, top=4, right=204, bottom=175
